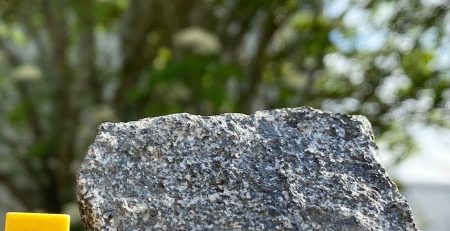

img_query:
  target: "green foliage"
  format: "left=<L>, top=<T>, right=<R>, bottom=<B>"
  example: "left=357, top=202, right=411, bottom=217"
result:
left=139, top=55, right=242, bottom=115
left=401, top=49, right=433, bottom=86
left=28, top=141, right=49, bottom=157
left=92, top=1, right=126, bottom=27
left=0, top=0, right=449, bottom=227
left=7, top=100, right=27, bottom=124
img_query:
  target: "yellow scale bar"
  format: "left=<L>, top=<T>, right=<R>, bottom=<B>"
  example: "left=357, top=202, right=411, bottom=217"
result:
left=5, top=212, right=70, bottom=231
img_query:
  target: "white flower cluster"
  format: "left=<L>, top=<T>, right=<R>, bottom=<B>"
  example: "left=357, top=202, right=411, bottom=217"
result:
left=173, top=27, right=221, bottom=55
left=13, top=64, right=42, bottom=81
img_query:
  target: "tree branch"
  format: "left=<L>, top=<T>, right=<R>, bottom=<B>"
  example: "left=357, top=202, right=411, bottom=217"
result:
left=17, top=83, right=44, bottom=139
left=0, top=171, right=34, bottom=210
left=0, top=38, right=21, bottom=65
left=0, top=134, right=37, bottom=180
left=0, top=37, right=44, bottom=141
left=75, top=0, right=100, bottom=105
left=21, top=8, right=49, bottom=69
left=41, top=0, right=78, bottom=208
left=238, top=9, right=277, bottom=112
left=113, top=0, right=158, bottom=118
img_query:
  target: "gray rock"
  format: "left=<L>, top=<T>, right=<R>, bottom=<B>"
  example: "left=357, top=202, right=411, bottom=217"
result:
left=76, top=107, right=417, bottom=230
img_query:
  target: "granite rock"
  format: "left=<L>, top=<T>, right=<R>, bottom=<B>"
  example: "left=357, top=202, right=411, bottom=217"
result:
left=76, top=107, right=417, bottom=230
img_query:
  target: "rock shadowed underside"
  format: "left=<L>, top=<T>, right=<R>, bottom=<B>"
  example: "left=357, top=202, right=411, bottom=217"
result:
left=76, top=107, right=417, bottom=230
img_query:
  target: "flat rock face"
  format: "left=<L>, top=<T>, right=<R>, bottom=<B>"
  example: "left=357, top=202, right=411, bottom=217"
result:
left=76, top=107, right=417, bottom=230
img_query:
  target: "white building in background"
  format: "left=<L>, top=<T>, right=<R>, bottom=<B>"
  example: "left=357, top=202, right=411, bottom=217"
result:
left=403, top=183, right=450, bottom=231
left=384, top=124, right=450, bottom=231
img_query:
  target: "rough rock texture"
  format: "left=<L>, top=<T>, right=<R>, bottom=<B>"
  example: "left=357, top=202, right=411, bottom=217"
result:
left=77, top=107, right=417, bottom=230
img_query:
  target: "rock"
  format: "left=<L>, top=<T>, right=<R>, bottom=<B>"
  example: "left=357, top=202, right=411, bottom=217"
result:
left=76, top=107, right=417, bottom=230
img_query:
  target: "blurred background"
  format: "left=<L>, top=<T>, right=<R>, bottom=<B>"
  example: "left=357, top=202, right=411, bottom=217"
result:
left=0, top=0, right=449, bottom=230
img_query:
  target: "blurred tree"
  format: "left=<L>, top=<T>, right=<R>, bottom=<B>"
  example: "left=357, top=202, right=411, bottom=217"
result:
left=0, top=0, right=448, bottom=227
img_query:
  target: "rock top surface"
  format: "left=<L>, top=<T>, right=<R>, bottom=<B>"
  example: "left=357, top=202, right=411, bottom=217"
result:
left=77, top=107, right=417, bottom=230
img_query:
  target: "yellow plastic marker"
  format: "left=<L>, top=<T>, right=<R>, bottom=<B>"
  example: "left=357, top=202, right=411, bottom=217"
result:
left=5, top=212, right=70, bottom=231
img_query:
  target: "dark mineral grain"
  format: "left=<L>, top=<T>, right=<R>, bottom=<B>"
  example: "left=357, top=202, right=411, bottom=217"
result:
left=76, top=107, right=417, bottom=230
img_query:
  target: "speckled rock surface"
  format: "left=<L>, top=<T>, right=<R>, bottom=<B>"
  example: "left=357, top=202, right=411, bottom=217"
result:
left=76, top=107, right=417, bottom=230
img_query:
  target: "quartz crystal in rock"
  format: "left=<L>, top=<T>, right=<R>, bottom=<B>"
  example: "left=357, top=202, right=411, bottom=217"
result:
left=77, top=107, right=417, bottom=230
